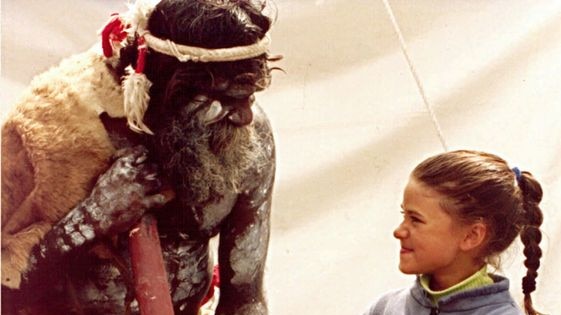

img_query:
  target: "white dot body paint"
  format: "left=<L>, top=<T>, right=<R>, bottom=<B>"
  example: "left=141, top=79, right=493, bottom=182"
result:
left=200, top=194, right=236, bottom=232
left=79, top=224, right=96, bottom=240
left=230, top=200, right=270, bottom=285
left=70, top=231, right=86, bottom=246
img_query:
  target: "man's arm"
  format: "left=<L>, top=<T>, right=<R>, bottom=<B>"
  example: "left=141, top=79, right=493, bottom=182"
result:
left=22, top=145, right=168, bottom=288
left=216, top=112, right=276, bottom=315
left=216, top=176, right=274, bottom=315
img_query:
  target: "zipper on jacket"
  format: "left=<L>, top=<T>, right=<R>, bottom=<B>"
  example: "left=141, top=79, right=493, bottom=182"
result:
left=430, top=307, right=440, bottom=315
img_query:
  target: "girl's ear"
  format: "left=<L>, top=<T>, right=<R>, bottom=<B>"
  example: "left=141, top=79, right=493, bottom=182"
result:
left=460, top=221, right=487, bottom=252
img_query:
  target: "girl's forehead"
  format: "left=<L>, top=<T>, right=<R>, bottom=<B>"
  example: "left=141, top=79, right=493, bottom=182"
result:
left=403, top=177, right=449, bottom=217
left=404, top=177, right=444, bottom=200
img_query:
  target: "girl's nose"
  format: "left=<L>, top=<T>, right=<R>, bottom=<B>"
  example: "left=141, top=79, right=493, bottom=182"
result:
left=393, top=222, right=408, bottom=239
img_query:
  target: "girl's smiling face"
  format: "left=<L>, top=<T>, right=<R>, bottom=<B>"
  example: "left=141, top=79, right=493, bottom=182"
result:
left=394, top=177, right=473, bottom=282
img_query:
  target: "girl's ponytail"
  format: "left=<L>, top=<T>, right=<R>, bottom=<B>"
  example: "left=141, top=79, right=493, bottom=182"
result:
left=517, top=171, right=544, bottom=315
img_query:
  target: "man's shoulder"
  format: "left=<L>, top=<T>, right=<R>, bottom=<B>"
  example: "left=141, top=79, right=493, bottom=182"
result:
left=252, top=104, right=273, bottom=133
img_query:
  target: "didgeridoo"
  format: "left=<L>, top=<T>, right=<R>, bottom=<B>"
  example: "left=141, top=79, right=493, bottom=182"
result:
left=129, top=214, right=174, bottom=315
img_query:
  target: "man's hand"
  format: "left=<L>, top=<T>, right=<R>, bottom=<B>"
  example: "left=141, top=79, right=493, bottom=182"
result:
left=87, top=145, right=171, bottom=236
left=20, top=146, right=172, bottom=290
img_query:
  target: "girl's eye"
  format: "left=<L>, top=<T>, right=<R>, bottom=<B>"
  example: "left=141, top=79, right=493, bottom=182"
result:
left=410, top=216, right=422, bottom=223
left=400, top=210, right=423, bottom=224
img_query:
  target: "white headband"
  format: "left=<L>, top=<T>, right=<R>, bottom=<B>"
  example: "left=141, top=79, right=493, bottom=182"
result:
left=143, top=32, right=271, bottom=63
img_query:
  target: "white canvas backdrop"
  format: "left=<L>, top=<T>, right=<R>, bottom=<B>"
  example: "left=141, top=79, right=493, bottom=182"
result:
left=2, top=1, right=560, bottom=314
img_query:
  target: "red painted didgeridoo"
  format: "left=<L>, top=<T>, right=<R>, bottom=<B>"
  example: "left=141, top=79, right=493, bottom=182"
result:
left=129, top=214, right=174, bottom=315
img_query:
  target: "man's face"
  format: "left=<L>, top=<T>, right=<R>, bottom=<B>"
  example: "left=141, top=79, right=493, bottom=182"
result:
left=148, top=64, right=269, bottom=206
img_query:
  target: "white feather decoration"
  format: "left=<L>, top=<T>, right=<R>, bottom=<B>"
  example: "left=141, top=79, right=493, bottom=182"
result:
left=124, top=0, right=160, bottom=33
left=123, top=66, right=153, bottom=134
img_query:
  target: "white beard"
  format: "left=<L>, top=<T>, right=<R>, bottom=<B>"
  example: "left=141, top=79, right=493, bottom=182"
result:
left=149, top=102, right=264, bottom=206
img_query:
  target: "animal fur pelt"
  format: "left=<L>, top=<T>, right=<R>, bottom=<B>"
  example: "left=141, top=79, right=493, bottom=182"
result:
left=1, top=45, right=124, bottom=289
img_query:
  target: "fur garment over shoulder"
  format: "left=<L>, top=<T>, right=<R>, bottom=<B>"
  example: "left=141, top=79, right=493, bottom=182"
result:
left=1, top=45, right=124, bottom=289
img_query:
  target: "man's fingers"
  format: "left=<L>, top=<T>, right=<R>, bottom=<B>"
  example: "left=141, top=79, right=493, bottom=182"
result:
left=134, top=153, right=148, bottom=165
left=142, top=191, right=174, bottom=209
left=139, top=163, right=159, bottom=177
left=113, top=145, right=148, bottom=162
left=135, top=163, right=160, bottom=188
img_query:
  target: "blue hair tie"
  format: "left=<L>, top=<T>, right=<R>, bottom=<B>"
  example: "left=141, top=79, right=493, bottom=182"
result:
left=512, top=167, right=522, bottom=183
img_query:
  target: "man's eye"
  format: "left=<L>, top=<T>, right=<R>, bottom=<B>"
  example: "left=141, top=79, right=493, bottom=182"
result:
left=224, top=84, right=256, bottom=99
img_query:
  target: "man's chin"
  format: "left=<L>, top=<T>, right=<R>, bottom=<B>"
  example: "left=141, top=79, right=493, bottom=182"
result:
left=209, top=119, right=253, bottom=154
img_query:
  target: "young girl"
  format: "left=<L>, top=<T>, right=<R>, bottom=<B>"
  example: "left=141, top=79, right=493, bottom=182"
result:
left=364, top=150, right=544, bottom=315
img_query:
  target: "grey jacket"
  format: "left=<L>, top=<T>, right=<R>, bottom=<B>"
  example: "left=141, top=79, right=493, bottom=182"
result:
left=363, top=275, right=522, bottom=315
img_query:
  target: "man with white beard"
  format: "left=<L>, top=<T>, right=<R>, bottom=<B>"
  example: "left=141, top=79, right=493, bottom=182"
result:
left=2, top=1, right=279, bottom=314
